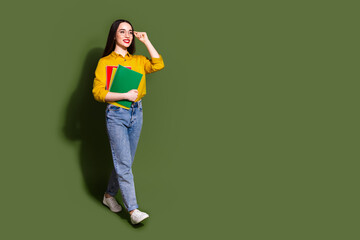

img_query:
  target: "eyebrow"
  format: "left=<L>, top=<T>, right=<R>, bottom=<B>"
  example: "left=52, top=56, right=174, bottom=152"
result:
left=119, top=29, right=133, bottom=31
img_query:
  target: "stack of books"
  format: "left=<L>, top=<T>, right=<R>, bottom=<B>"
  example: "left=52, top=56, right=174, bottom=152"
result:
left=106, top=65, right=143, bottom=108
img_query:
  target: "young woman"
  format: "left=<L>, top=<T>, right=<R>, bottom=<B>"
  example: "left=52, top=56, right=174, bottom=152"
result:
left=92, top=19, right=164, bottom=224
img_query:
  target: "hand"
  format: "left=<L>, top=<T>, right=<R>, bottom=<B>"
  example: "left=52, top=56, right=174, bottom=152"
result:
left=125, top=89, right=138, bottom=102
left=134, top=31, right=149, bottom=44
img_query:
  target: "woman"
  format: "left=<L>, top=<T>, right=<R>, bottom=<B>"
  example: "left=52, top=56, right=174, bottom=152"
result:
left=92, top=19, right=164, bottom=224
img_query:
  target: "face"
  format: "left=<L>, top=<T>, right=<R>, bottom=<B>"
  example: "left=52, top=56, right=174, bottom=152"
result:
left=115, top=22, right=134, bottom=50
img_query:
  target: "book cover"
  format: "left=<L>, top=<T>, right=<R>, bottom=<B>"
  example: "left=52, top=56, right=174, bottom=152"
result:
left=109, top=65, right=143, bottom=108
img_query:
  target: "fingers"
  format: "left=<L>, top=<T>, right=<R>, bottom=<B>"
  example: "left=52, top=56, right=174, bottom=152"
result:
left=134, top=31, right=144, bottom=35
left=134, top=31, right=147, bottom=41
left=127, top=90, right=138, bottom=101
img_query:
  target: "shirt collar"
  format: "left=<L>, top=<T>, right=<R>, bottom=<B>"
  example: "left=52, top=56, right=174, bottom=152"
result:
left=111, top=51, right=132, bottom=59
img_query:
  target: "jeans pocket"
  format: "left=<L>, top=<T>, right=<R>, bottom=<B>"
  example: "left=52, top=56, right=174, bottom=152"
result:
left=108, top=104, right=122, bottom=111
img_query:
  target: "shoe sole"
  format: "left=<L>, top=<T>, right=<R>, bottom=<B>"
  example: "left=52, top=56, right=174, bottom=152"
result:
left=103, top=199, right=122, bottom=213
left=131, top=215, right=149, bottom=225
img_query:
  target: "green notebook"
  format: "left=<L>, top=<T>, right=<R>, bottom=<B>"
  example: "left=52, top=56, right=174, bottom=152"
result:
left=109, top=65, right=143, bottom=108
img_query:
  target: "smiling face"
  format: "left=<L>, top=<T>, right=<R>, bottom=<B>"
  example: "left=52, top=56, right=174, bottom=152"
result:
left=115, top=22, right=134, bottom=50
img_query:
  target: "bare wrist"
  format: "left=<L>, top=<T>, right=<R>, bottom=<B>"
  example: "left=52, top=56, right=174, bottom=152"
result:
left=122, top=92, right=129, bottom=100
left=144, top=40, right=152, bottom=46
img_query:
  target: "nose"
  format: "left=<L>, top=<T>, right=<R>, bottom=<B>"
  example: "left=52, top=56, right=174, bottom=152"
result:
left=125, top=31, right=131, bottom=38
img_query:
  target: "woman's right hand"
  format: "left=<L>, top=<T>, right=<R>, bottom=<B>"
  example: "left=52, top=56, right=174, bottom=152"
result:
left=125, top=89, right=138, bottom=102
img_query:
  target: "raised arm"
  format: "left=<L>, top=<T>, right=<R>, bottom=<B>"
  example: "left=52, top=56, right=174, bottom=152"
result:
left=134, top=31, right=160, bottom=58
left=135, top=31, right=165, bottom=74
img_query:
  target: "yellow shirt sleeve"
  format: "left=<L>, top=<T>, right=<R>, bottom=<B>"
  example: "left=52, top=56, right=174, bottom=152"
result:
left=92, top=59, right=109, bottom=102
left=143, top=55, right=165, bottom=74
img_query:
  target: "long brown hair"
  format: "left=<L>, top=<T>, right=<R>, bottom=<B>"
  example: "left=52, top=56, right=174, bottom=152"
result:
left=102, top=19, right=136, bottom=57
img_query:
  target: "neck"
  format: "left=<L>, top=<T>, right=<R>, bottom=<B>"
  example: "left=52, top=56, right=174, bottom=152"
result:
left=114, top=45, right=128, bottom=57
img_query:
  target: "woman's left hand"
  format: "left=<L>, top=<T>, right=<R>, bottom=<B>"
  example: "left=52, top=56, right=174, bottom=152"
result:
left=134, top=31, right=149, bottom=44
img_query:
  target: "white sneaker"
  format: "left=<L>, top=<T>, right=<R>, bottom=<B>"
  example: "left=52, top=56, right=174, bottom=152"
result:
left=130, top=209, right=149, bottom=224
left=103, top=195, right=122, bottom=212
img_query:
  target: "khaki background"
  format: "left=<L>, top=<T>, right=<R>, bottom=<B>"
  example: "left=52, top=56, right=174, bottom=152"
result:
left=0, top=0, right=359, bottom=239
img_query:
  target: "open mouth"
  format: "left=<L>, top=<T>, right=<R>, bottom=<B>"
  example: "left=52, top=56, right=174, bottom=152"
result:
left=123, top=39, right=130, bottom=44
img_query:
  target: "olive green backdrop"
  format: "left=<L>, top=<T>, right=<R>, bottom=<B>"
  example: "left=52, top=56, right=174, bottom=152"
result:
left=1, top=0, right=359, bottom=239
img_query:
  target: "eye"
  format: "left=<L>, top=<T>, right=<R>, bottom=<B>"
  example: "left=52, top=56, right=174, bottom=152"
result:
left=129, top=31, right=133, bottom=35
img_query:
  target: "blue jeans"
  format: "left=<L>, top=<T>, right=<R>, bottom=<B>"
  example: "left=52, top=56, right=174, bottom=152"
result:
left=105, top=100, right=143, bottom=212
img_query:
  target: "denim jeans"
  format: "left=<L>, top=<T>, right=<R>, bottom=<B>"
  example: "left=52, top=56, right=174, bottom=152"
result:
left=105, top=100, right=143, bottom=212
